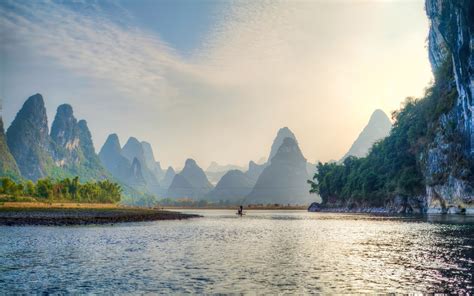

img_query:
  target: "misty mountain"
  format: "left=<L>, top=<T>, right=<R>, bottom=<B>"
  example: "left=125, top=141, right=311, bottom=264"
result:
left=341, top=109, right=392, bottom=161
left=206, top=169, right=255, bottom=203
left=245, top=160, right=266, bottom=183
left=166, top=159, right=213, bottom=199
left=160, top=166, right=176, bottom=190
left=206, top=161, right=246, bottom=173
left=141, top=141, right=164, bottom=179
left=246, top=137, right=315, bottom=205
left=121, top=137, right=161, bottom=194
left=244, top=127, right=297, bottom=183
left=99, top=134, right=132, bottom=181
left=267, top=127, right=296, bottom=162
left=205, top=161, right=247, bottom=185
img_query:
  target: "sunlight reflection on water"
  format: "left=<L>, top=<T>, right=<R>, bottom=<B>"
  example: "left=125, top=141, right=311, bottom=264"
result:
left=0, top=210, right=473, bottom=294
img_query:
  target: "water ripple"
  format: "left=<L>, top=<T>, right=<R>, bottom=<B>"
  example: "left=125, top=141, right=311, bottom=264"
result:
left=0, top=210, right=473, bottom=294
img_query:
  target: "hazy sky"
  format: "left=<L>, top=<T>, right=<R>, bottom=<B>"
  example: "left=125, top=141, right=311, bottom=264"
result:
left=0, top=0, right=433, bottom=169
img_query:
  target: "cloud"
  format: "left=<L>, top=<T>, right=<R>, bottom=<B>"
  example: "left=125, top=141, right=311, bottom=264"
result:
left=0, top=0, right=433, bottom=168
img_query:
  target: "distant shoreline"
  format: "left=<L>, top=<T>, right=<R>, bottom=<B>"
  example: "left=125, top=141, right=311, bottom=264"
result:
left=163, top=205, right=308, bottom=210
left=0, top=203, right=200, bottom=226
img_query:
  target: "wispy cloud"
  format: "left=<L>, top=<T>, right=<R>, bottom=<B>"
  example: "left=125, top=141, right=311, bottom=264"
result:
left=1, top=0, right=202, bottom=106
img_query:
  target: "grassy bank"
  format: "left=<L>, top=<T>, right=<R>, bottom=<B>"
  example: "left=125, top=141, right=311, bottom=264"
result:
left=0, top=201, right=121, bottom=209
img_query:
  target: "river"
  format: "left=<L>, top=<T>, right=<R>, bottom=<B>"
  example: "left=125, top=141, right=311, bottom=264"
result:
left=0, top=210, right=473, bottom=293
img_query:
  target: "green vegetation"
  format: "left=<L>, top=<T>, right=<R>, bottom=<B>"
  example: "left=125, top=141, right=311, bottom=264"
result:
left=0, top=176, right=122, bottom=203
left=309, top=59, right=464, bottom=206
left=0, top=118, right=21, bottom=181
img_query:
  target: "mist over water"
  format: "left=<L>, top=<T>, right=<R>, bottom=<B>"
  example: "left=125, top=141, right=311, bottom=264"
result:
left=1, top=211, right=472, bottom=294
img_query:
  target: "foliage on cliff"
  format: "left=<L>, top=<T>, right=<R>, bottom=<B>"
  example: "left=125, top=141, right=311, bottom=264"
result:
left=309, top=59, right=462, bottom=206
left=0, top=176, right=122, bottom=203
left=0, top=118, right=21, bottom=181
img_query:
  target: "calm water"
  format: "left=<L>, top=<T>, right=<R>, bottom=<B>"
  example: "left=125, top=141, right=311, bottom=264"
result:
left=0, top=210, right=473, bottom=294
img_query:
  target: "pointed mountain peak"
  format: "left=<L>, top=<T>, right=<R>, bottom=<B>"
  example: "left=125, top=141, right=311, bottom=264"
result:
left=101, top=133, right=121, bottom=151
left=125, top=137, right=140, bottom=146
left=368, top=109, right=391, bottom=125
left=6, top=93, right=51, bottom=180
left=122, top=136, right=145, bottom=163
left=166, top=166, right=176, bottom=174
left=76, top=120, right=91, bottom=139
left=276, top=127, right=294, bottom=137
left=185, top=158, right=197, bottom=167
left=22, top=93, right=45, bottom=112
left=269, top=126, right=297, bottom=161
left=99, top=133, right=124, bottom=161
left=141, top=140, right=158, bottom=169
left=56, top=104, right=74, bottom=117
left=51, top=104, right=78, bottom=147
left=271, top=137, right=306, bottom=164
left=341, top=109, right=392, bottom=160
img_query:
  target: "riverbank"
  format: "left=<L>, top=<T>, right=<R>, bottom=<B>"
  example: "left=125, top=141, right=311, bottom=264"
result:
left=0, top=204, right=201, bottom=226
left=163, top=204, right=307, bottom=210
left=307, top=201, right=474, bottom=215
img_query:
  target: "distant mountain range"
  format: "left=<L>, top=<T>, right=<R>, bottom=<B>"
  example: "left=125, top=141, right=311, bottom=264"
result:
left=341, top=109, right=392, bottom=161
left=1, top=93, right=325, bottom=205
left=98, top=134, right=163, bottom=196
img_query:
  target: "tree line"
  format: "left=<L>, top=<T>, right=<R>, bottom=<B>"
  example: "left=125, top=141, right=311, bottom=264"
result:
left=309, top=58, right=468, bottom=206
left=0, top=176, right=122, bottom=203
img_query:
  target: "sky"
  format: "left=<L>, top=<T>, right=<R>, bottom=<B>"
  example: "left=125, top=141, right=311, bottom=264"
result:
left=0, top=0, right=433, bottom=169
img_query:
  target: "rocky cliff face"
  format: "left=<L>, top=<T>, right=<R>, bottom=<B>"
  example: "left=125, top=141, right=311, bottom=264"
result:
left=128, top=157, right=147, bottom=188
left=5, top=94, right=109, bottom=182
left=0, top=117, right=21, bottom=180
left=166, top=159, right=213, bottom=199
left=50, top=104, right=79, bottom=157
left=247, top=137, right=316, bottom=205
left=425, top=0, right=474, bottom=214
left=50, top=104, right=107, bottom=180
left=341, top=109, right=392, bottom=160
left=6, top=94, right=54, bottom=180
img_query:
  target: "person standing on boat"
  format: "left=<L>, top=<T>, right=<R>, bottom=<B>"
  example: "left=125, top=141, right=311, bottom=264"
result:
left=237, top=205, right=243, bottom=216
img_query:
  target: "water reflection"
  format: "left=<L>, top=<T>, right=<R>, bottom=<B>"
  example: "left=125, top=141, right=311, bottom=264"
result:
left=0, top=211, right=472, bottom=293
